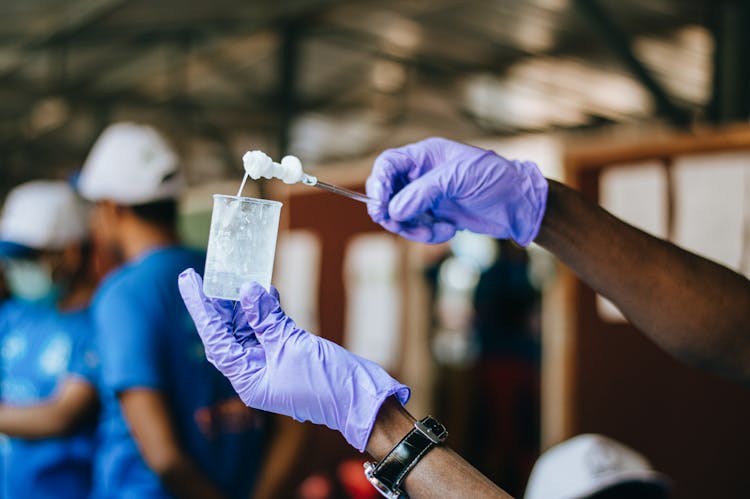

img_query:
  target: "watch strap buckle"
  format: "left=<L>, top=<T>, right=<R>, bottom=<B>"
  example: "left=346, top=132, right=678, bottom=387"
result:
left=415, top=418, right=448, bottom=444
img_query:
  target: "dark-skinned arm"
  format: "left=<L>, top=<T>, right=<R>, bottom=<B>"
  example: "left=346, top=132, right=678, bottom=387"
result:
left=119, top=388, right=225, bottom=499
left=366, top=397, right=512, bottom=499
left=535, top=180, right=750, bottom=381
left=0, top=378, right=97, bottom=438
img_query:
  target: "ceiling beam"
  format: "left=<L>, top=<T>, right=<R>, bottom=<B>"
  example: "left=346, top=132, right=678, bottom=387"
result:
left=708, top=0, right=750, bottom=123
left=0, top=0, right=343, bottom=47
left=0, top=0, right=130, bottom=78
left=574, top=0, right=691, bottom=126
left=278, top=20, right=304, bottom=156
left=312, top=26, right=489, bottom=76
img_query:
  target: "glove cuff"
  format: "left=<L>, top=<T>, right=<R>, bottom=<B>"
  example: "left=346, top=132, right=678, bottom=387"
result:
left=346, top=381, right=411, bottom=452
left=514, top=160, right=549, bottom=246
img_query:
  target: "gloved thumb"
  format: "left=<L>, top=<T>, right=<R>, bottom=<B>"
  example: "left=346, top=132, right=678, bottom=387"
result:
left=179, top=268, right=248, bottom=371
left=179, top=268, right=238, bottom=334
left=388, top=168, right=444, bottom=223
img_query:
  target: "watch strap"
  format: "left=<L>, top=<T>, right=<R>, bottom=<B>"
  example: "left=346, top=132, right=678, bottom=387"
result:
left=369, top=416, right=447, bottom=495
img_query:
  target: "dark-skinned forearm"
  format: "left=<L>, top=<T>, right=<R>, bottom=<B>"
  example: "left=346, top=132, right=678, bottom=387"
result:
left=535, top=180, right=750, bottom=380
left=366, top=398, right=512, bottom=498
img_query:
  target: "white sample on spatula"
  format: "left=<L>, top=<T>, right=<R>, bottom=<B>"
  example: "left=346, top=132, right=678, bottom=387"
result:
left=240, top=149, right=379, bottom=206
left=242, top=150, right=304, bottom=185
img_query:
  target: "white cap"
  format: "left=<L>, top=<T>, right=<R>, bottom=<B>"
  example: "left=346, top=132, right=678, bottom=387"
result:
left=524, top=434, right=668, bottom=499
left=78, top=122, right=184, bottom=205
left=0, top=180, right=88, bottom=252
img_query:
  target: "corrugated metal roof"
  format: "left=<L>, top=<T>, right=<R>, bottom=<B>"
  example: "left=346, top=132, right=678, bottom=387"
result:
left=0, top=0, right=711, bottom=189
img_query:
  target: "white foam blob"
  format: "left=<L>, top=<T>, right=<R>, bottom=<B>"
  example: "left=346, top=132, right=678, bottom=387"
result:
left=242, top=150, right=305, bottom=185
left=242, top=150, right=275, bottom=180
left=279, top=155, right=304, bottom=184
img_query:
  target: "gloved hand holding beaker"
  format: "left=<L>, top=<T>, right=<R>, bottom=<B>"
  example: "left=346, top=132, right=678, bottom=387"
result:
left=365, top=137, right=548, bottom=245
left=178, top=268, right=410, bottom=452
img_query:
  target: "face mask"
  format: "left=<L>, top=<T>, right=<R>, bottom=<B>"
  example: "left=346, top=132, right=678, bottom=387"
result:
left=2, top=259, right=60, bottom=304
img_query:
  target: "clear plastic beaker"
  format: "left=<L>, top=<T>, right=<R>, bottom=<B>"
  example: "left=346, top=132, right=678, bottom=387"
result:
left=203, top=195, right=282, bottom=300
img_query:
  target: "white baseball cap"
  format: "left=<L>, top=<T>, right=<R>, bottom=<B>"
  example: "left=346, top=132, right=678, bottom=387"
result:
left=524, top=434, right=669, bottom=499
left=77, top=122, right=184, bottom=205
left=0, top=180, right=88, bottom=255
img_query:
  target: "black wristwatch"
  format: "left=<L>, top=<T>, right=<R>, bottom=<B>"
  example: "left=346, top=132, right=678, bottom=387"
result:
left=364, top=416, right=448, bottom=499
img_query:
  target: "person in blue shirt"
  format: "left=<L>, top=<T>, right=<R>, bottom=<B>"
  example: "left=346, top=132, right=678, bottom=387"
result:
left=78, top=122, right=302, bottom=499
left=0, top=180, right=100, bottom=499
left=0, top=264, right=8, bottom=302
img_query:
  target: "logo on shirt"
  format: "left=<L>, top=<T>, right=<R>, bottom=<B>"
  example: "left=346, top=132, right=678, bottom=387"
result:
left=38, top=333, right=72, bottom=376
left=84, top=350, right=100, bottom=370
left=1, top=331, right=27, bottom=366
left=0, top=379, right=38, bottom=403
left=194, top=398, right=265, bottom=439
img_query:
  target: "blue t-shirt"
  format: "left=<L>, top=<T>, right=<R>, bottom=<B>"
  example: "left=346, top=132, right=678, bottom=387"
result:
left=0, top=299, right=98, bottom=499
left=91, top=247, right=266, bottom=499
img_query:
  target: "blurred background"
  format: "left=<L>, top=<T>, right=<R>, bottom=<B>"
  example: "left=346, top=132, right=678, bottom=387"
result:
left=2, top=0, right=750, bottom=498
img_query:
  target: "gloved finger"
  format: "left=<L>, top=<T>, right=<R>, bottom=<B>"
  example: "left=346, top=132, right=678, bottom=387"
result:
left=369, top=143, right=441, bottom=217
left=236, top=331, right=260, bottom=349
left=239, top=282, right=297, bottom=348
left=366, top=150, right=410, bottom=223
left=178, top=269, right=249, bottom=371
left=235, top=344, right=266, bottom=379
left=390, top=224, right=432, bottom=243
left=239, top=282, right=280, bottom=323
left=365, top=174, right=391, bottom=223
left=375, top=219, right=404, bottom=235
left=427, top=221, right=457, bottom=243
left=368, top=138, right=456, bottom=222
left=393, top=220, right=456, bottom=244
left=179, top=269, right=231, bottom=330
left=388, top=168, right=445, bottom=223
left=385, top=137, right=450, bottom=177
left=377, top=216, right=455, bottom=243
left=231, top=304, right=260, bottom=348
left=366, top=199, right=389, bottom=224
left=225, top=345, right=267, bottom=408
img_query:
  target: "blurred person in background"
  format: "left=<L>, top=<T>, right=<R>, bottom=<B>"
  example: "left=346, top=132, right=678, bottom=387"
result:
left=422, top=237, right=540, bottom=496
left=470, top=239, right=540, bottom=494
left=77, top=122, right=301, bottom=499
left=0, top=262, right=8, bottom=302
left=523, top=434, right=669, bottom=499
left=179, top=135, right=749, bottom=498
left=0, top=180, right=99, bottom=499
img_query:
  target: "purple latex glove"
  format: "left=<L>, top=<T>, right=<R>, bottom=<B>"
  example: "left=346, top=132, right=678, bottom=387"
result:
left=365, top=137, right=548, bottom=245
left=178, top=268, right=410, bottom=452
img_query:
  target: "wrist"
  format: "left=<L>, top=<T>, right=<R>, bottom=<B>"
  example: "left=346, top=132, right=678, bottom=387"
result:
left=534, top=179, right=567, bottom=249
left=365, top=396, right=415, bottom=461
left=364, top=405, right=449, bottom=499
